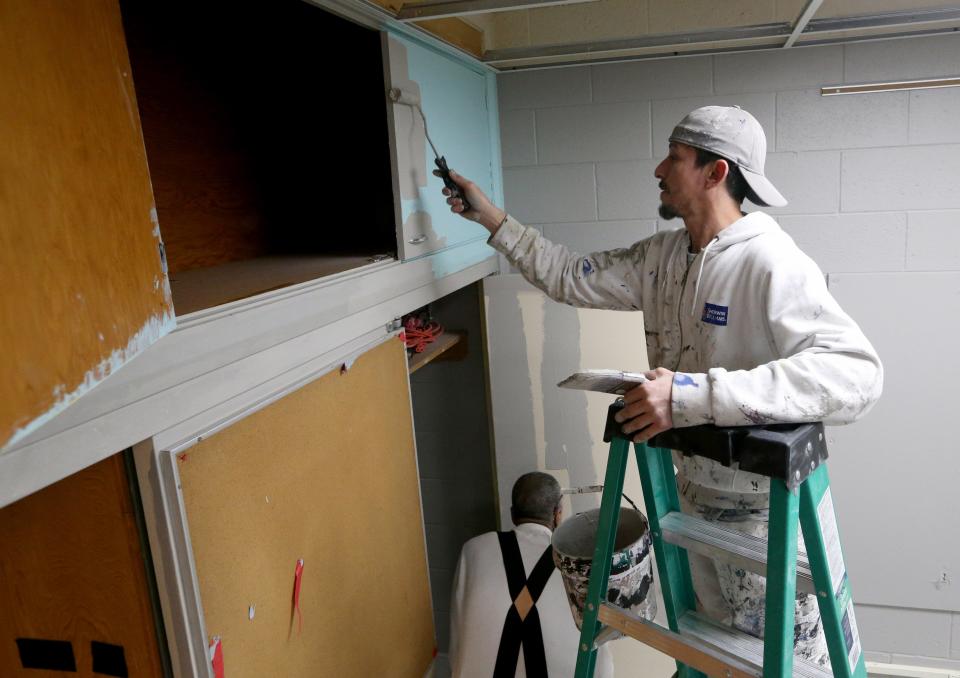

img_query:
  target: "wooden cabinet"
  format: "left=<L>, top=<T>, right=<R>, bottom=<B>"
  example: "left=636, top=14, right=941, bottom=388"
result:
left=1, top=3, right=502, bottom=674
left=1, top=0, right=501, bottom=475
left=0, top=0, right=175, bottom=453
left=0, top=452, right=166, bottom=677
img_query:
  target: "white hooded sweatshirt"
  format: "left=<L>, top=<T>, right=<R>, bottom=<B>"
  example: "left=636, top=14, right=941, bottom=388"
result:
left=489, top=212, right=882, bottom=491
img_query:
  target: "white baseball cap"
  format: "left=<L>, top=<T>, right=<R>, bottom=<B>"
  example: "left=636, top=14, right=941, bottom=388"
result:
left=669, top=105, right=787, bottom=207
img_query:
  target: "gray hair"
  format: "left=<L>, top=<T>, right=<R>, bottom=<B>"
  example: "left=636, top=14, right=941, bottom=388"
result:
left=511, top=472, right=562, bottom=524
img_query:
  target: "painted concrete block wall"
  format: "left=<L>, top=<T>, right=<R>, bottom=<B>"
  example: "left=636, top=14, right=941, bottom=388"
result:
left=409, top=283, right=497, bottom=656
left=496, top=33, right=960, bottom=668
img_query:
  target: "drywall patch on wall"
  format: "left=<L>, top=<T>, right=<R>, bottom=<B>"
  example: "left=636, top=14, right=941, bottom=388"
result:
left=485, top=275, right=649, bottom=521
left=541, top=304, right=595, bottom=514
left=5, top=310, right=176, bottom=451
left=483, top=276, right=544, bottom=523
left=518, top=289, right=547, bottom=471
left=577, top=307, right=647, bottom=512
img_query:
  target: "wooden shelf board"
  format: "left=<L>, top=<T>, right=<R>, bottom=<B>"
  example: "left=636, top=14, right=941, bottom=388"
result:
left=408, top=330, right=465, bottom=373
left=169, top=254, right=393, bottom=315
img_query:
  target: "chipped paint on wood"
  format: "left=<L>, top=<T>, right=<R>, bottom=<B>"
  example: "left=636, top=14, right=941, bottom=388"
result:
left=4, top=309, right=176, bottom=451
left=0, top=1, right=176, bottom=458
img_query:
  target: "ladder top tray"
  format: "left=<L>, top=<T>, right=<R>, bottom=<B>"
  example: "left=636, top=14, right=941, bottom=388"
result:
left=603, top=401, right=828, bottom=487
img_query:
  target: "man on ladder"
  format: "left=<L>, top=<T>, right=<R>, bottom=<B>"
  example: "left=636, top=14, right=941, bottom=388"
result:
left=439, top=105, right=883, bottom=670
left=449, top=472, right=614, bottom=677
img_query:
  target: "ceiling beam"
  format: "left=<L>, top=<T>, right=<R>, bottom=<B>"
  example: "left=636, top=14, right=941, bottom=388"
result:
left=484, top=6, right=960, bottom=65
left=397, top=0, right=597, bottom=21
left=784, top=0, right=823, bottom=48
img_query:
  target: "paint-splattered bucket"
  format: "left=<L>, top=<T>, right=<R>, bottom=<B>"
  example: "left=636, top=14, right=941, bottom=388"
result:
left=551, top=507, right=657, bottom=641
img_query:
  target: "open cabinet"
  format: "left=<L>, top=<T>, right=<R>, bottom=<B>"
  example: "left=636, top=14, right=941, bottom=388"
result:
left=1, top=1, right=502, bottom=674
left=1, top=0, right=501, bottom=503
left=120, top=0, right=400, bottom=315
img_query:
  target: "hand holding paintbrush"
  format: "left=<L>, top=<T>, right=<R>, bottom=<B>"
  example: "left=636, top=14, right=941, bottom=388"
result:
left=434, top=168, right=507, bottom=235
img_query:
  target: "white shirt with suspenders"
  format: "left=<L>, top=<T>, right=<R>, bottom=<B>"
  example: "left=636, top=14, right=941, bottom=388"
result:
left=449, top=522, right=614, bottom=677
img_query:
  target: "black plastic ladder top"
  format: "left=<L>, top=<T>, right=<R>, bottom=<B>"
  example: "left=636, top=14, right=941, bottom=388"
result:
left=603, top=400, right=828, bottom=489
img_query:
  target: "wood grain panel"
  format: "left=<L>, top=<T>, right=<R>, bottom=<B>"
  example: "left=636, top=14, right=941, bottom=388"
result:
left=177, top=336, right=435, bottom=677
left=416, top=18, right=485, bottom=56
left=370, top=0, right=484, bottom=56
left=121, top=2, right=267, bottom=274
left=0, top=0, right=174, bottom=451
left=0, top=453, right=165, bottom=677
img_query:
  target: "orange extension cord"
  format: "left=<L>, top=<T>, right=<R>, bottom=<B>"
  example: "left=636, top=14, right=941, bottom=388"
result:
left=404, top=316, right=444, bottom=353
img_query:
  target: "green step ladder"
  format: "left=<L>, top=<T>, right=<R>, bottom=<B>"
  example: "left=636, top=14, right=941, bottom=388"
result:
left=574, top=400, right=867, bottom=678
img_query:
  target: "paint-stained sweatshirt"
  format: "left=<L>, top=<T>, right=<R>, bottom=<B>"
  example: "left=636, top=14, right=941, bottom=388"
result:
left=489, top=211, right=882, bottom=440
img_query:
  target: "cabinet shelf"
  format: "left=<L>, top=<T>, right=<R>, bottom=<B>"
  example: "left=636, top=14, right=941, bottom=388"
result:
left=408, top=331, right=466, bottom=374
left=169, top=254, right=393, bottom=315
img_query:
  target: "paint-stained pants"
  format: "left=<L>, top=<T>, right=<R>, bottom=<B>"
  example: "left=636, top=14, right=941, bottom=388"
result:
left=678, top=475, right=830, bottom=666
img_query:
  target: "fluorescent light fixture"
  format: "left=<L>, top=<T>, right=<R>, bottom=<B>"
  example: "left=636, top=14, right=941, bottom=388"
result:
left=822, top=77, right=960, bottom=96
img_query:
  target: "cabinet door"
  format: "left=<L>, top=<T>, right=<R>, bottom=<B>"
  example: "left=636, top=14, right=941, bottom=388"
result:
left=384, top=33, right=494, bottom=260
left=172, top=336, right=435, bottom=677
left=0, top=452, right=166, bottom=677
left=0, top=1, right=174, bottom=451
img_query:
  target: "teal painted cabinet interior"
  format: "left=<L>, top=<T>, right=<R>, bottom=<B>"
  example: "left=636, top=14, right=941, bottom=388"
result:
left=385, top=33, right=495, bottom=260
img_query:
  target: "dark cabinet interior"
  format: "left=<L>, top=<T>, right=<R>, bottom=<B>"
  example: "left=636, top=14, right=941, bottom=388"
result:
left=121, top=0, right=399, bottom=314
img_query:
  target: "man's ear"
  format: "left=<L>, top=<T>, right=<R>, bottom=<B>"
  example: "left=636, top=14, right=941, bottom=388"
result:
left=707, top=158, right=730, bottom=188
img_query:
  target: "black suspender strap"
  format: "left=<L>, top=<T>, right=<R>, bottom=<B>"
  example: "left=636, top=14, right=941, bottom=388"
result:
left=492, top=530, right=557, bottom=678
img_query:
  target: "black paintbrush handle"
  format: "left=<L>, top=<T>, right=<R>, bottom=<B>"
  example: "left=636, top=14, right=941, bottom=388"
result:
left=435, top=157, right=472, bottom=212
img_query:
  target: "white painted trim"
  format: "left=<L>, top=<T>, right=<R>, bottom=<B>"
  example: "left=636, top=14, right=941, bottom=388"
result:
left=156, top=327, right=390, bottom=454
left=0, top=253, right=497, bottom=508
left=137, top=330, right=398, bottom=678
left=397, top=0, right=598, bottom=22
left=867, top=662, right=960, bottom=678
left=134, top=438, right=210, bottom=678
left=784, top=0, right=823, bottom=49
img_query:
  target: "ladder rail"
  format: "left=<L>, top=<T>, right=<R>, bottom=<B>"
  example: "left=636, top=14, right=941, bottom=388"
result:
left=635, top=441, right=708, bottom=678
left=574, top=436, right=631, bottom=677
left=799, top=464, right=866, bottom=678
left=574, top=403, right=866, bottom=678
left=763, top=480, right=800, bottom=678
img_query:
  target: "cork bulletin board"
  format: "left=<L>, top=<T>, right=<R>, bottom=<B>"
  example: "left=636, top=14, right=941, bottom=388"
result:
left=176, top=336, right=435, bottom=677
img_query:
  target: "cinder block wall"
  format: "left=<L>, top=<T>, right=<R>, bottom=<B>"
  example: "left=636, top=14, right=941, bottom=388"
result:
left=497, top=34, right=960, bottom=668
left=409, top=283, right=497, bottom=656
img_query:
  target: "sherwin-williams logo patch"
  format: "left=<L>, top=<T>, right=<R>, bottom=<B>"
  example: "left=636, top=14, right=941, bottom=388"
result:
left=702, top=303, right=728, bottom=326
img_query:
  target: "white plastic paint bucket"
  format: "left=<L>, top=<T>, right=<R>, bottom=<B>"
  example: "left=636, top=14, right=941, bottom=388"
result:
left=551, top=507, right=657, bottom=641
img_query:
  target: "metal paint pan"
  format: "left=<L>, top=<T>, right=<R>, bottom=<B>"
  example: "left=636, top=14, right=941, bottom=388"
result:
left=551, top=507, right=657, bottom=641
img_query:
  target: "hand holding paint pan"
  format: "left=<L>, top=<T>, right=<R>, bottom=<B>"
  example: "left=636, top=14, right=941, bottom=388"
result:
left=558, top=369, right=649, bottom=395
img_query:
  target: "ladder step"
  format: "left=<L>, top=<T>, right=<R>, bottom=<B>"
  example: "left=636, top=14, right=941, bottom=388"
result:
left=680, top=611, right=833, bottom=678
left=598, top=604, right=833, bottom=678
left=598, top=603, right=761, bottom=678
left=659, top=512, right=816, bottom=595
